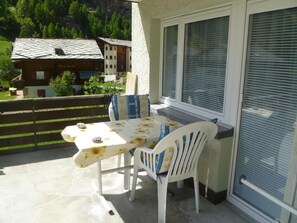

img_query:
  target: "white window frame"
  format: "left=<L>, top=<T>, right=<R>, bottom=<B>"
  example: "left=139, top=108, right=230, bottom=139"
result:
left=159, top=6, right=233, bottom=124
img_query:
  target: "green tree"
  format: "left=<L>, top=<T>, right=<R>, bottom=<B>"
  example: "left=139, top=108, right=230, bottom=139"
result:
left=49, top=71, right=75, bottom=96
left=47, top=22, right=55, bottom=37
left=71, top=27, right=78, bottom=38
left=15, top=0, right=29, bottom=20
left=0, top=48, right=20, bottom=86
left=0, top=0, right=9, bottom=33
left=34, top=2, right=45, bottom=24
left=19, top=17, right=35, bottom=37
left=68, top=1, right=80, bottom=21
left=42, top=24, right=48, bottom=38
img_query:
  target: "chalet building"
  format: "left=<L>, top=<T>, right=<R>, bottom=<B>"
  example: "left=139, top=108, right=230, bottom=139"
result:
left=96, top=37, right=131, bottom=80
left=11, top=38, right=104, bottom=97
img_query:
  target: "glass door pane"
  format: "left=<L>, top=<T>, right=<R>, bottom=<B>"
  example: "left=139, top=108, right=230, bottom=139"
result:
left=233, top=7, right=297, bottom=221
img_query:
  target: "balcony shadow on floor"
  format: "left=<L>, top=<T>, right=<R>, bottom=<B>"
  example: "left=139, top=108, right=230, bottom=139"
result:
left=0, top=146, right=77, bottom=171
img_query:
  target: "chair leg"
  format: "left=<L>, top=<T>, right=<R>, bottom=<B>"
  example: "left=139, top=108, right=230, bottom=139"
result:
left=157, top=176, right=168, bottom=223
left=193, top=176, right=199, bottom=213
left=130, top=166, right=139, bottom=201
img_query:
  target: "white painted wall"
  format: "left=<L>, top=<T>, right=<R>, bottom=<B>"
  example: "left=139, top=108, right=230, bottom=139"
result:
left=24, top=85, right=82, bottom=98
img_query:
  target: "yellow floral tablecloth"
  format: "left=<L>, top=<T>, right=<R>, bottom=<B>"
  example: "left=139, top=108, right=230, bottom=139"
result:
left=61, top=114, right=182, bottom=168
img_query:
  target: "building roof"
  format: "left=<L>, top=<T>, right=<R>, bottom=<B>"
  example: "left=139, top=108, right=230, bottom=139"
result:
left=11, top=38, right=104, bottom=60
left=98, top=37, right=131, bottom=48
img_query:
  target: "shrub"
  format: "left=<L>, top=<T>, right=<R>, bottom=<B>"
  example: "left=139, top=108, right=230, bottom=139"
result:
left=49, top=71, right=75, bottom=96
left=84, top=76, right=125, bottom=95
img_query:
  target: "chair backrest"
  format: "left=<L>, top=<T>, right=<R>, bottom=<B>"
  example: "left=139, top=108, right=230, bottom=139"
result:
left=153, top=121, right=218, bottom=180
left=109, top=94, right=150, bottom=121
left=125, top=72, right=137, bottom=94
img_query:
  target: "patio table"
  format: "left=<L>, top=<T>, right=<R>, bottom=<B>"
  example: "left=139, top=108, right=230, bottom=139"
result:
left=61, top=114, right=182, bottom=194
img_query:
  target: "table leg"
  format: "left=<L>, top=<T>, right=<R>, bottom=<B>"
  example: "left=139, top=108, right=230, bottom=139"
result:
left=97, top=161, right=102, bottom=195
left=124, top=152, right=131, bottom=190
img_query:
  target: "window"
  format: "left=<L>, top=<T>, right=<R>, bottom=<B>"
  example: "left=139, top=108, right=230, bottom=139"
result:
left=36, top=71, right=45, bottom=80
left=106, top=46, right=108, bottom=51
left=110, top=65, right=112, bottom=68
left=106, top=64, right=108, bottom=68
left=114, top=65, right=116, bottom=69
left=162, top=25, right=178, bottom=99
left=110, top=46, right=112, bottom=50
left=110, top=55, right=113, bottom=60
left=114, top=56, right=116, bottom=60
left=182, top=16, right=229, bottom=113
left=161, top=10, right=230, bottom=119
left=114, top=47, right=116, bottom=50
left=78, top=71, right=97, bottom=79
left=106, top=55, right=108, bottom=59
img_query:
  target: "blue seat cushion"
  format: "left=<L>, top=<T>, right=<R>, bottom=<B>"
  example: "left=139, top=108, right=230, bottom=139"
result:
left=155, top=124, right=175, bottom=174
left=111, top=94, right=150, bottom=120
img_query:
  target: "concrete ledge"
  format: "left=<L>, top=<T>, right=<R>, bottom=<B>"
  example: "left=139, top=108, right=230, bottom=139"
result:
left=151, top=104, right=234, bottom=139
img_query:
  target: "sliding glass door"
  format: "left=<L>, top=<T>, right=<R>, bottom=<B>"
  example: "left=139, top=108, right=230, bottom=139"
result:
left=233, top=5, right=297, bottom=222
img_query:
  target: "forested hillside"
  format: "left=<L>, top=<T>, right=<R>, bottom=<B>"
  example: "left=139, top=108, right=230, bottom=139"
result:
left=0, top=0, right=131, bottom=41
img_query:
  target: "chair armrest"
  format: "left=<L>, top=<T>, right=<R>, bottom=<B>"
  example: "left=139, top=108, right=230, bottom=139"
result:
left=134, top=147, right=157, bottom=178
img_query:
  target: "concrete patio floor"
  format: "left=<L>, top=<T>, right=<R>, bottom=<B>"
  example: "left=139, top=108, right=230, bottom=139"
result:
left=0, top=147, right=255, bottom=223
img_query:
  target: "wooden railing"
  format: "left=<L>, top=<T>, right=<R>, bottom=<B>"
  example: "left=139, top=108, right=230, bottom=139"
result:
left=0, top=95, right=112, bottom=155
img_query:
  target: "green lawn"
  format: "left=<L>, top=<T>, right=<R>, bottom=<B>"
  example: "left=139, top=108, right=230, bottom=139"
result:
left=0, top=40, right=12, bottom=61
left=0, top=91, right=16, bottom=100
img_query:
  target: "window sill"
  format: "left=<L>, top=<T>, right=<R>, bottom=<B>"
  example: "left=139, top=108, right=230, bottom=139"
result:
left=151, top=104, right=234, bottom=139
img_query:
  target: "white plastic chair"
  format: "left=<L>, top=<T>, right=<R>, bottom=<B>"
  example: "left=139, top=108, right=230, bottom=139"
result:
left=130, top=121, right=218, bottom=223
left=108, top=94, right=151, bottom=169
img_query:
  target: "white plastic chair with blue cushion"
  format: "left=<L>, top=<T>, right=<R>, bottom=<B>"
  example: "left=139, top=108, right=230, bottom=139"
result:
left=130, top=121, right=218, bottom=223
left=108, top=94, right=151, bottom=176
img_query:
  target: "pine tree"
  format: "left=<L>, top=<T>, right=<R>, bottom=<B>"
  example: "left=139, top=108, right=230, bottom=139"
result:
left=19, top=17, right=35, bottom=37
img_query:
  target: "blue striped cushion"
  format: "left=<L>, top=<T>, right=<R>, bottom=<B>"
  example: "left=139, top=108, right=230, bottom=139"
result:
left=111, top=94, right=150, bottom=120
left=156, top=124, right=175, bottom=174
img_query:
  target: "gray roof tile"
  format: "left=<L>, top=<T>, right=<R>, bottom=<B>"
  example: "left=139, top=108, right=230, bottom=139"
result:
left=11, top=38, right=104, bottom=60
left=98, top=37, right=131, bottom=47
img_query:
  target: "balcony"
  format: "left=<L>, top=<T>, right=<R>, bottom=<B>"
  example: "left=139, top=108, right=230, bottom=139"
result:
left=0, top=95, right=255, bottom=222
